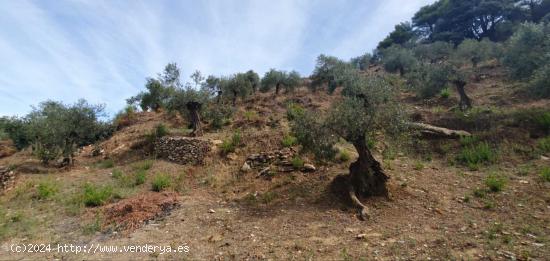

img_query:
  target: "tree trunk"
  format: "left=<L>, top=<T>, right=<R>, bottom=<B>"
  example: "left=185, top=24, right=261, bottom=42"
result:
left=275, top=83, right=281, bottom=95
left=216, top=91, right=222, bottom=104
left=232, top=91, right=237, bottom=106
left=186, top=102, right=203, bottom=137
left=453, top=80, right=472, bottom=111
left=398, top=66, right=405, bottom=76
left=347, top=136, right=389, bottom=219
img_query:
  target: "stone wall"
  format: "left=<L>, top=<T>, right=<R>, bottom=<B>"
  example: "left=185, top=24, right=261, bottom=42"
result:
left=154, top=137, right=212, bottom=165
left=0, top=166, right=16, bottom=192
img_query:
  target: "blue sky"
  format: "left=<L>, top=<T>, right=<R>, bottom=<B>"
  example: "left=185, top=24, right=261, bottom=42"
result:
left=0, top=0, right=435, bottom=117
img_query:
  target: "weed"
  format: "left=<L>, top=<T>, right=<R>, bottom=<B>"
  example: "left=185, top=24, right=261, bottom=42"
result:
left=456, top=142, right=496, bottom=170
left=338, top=150, right=351, bottom=162
left=483, top=200, right=496, bottom=209
left=413, top=161, right=424, bottom=170
left=485, top=173, right=506, bottom=192
left=291, top=156, right=304, bottom=169
left=487, top=222, right=503, bottom=239
left=174, top=172, right=187, bottom=193
left=152, top=173, right=171, bottom=192
left=82, top=213, right=102, bottom=235
left=540, top=167, right=550, bottom=182
left=537, top=136, right=550, bottom=153
left=244, top=110, right=258, bottom=121
left=220, top=131, right=242, bottom=154
left=286, top=103, right=305, bottom=121
left=440, top=88, right=451, bottom=99
left=35, top=181, right=58, bottom=200
left=281, top=135, right=297, bottom=147
left=82, top=183, right=114, bottom=207
left=97, top=159, right=114, bottom=169
left=261, top=191, right=277, bottom=204
left=473, top=188, right=486, bottom=198
left=134, top=169, right=147, bottom=185
left=134, top=160, right=154, bottom=171
left=459, top=136, right=479, bottom=147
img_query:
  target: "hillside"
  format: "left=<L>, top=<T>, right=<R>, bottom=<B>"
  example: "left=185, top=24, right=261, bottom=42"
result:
left=1, top=63, right=549, bottom=260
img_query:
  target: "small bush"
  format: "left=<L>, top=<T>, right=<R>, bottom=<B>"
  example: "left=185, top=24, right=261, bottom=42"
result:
left=460, top=136, right=480, bottom=147
left=537, top=136, right=550, bottom=153
left=35, top=181, right=58, bottom=200
left=281, top=135, right=297, bottom=147
left=111, top=169, right=124, bottom=179
left=97, top=159, right=115, bottom=169
left=244, top=111, right=258, bottom=121
left=134, top=169, right=147, bottom=185
left=286, top=103, right=305, bottom=121
left=457, top=142, right=496, bottom=170
left=540, top=167, right=550, bottom=182
left=83, top=184, right=114, bottom=207
left=528, top=64, right=550, bottom=98
left=220, top=131, right=242, bottom=155
left=534, top=112, right=550, bottom=133
left=485, top=174, right=506, bottom=192
left=291, top=156, right=304, bottom=168
left=145, top=124, right=169, bottom=144
left=413, top=161, right=424, bottom=170
left=338, top=150, right=351, bottom=162
left=134, top=160, right=154, bottom=171
left=152, top=174, right=171, bottom=192
left=440, top=88, right=451, bottom=99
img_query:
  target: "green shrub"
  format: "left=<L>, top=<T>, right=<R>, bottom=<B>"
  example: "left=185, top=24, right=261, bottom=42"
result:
left=152, top=174, right=171, bottom=192
left=534, top=112, right=550, bottom=133
left=220, top=131, right=242, bottom=155
left=286, top=103, right=305, bottom=121
left=459, top=135, right=480, bottom=147
left=83, top=184, right=114, bottom=207
left=538, top=136, right=550, bottom=153
left=134, top=169, right=147, bottom=185
left=540, top=167, right=550, bottom=182
left=281, top=135, right=297, bottom=147
left=502, top=23, right=549, bottom=80
left=338, top=150, right=351, bottom=162
left=528, top=64, right=550, bottom=98
left=291, top=156, right=304, bottom=168
left=35, top=181, right=58, bottom=200
left=134, top=160, right=154, bottom=171
left=111, top=169, right=123, bottom=179
left=97, top=159, right=114, bottom=169
left=485, top=174, right=506, bottom=192
left=440, top=88, right=451, bottom=99
left=244, top=111, right=258, bottom=121
left=456, top=142, right=496, bottom=170
left=413, top=161, right=424, bottom=170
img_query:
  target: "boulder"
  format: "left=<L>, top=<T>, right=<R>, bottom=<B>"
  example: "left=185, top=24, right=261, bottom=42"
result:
left=302, top=164, right=316, bottom=172
left=241, top=162, right=252, bottom=172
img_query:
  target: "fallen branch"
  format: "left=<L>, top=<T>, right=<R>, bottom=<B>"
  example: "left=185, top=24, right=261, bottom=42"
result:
left=409, top=122, right=471, bottom=138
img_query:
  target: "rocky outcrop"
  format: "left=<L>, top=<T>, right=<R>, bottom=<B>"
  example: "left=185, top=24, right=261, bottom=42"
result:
left=0, top=166, right=16, bottom=192
left=154, top=137, right=212, bottom=165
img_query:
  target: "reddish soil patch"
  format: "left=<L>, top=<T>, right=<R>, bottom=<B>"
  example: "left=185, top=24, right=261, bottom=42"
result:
left=102, top=191, right=180, bottom=232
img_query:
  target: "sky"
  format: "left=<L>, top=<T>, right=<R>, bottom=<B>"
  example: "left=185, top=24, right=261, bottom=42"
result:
left=0, top=0, right=435, bottom=117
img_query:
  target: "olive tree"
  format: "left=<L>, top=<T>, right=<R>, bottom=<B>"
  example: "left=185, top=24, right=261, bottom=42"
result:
left=310, top=55, right=353, bottom=93
left=128, top=63, right=180, bottom=111
left=291, top=68, right=407, bottom=219
left=245, top=70, right=260, bottom=93
left=260, top=69, right=301, bottom=95
left=167, top=87, right=209, bottom=136
left=26, top=100, right=112, bottom=165
left=502, top=22, right=550, bottom=79
left=380, top=45, right=417, bottom=76
left=413, top=41, right=453, bottom=63
left=350, top=53, right=372, bottom=71
left=222, top=73, right=253, bottom=105
left=453, top=38, right=496, bottom=68
left=202, top=75, right=223, bottom=103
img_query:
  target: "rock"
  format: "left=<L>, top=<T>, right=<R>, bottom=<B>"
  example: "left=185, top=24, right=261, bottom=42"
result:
left=302, top=164, right=316, bottom=172
left=257, top=167, right=271, bottom=178
left=154, top=137, right=212, bottom=165
left=241, top=162, right=252, bottom=172
left=208, top=209, right=216, bottom=213
left=356, top=234, right=367, bottom=239
left=0, top=166, right=17, bottom=192
left=211, top=140, right=223, bottom=145
left=226, top=153, right=238, bottom=161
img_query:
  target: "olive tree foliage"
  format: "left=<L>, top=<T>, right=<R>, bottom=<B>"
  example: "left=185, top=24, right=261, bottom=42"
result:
left=502, top=22, right=550, bottom=80
left=528, top=63, right=550, bottom=98
left=0, top=117, right=31, bottom=150
left=453, top=38, right=498, bottom=68
left=222, top=73, right=253, bottom=105
left=350, top=53, right=373, bottom=71
left=127, top=63, right=180, bottom=111
left=309, top=55, right=354, bottom=93
left=245, top=70, right=260, bottom=93
left=380, top=45, right=418, bottom=76
left=167, top=86, right=209, bottom=136
left=25, top=100, right=112, bottom=164
left=292, top=65, right=407, bottom=218
left=413, top=41, right=454, bottom=63
left=260, top=69, right=301, bottom=95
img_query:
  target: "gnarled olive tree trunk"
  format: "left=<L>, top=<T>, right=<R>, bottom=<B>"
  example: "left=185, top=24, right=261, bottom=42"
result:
left=452, top=79, right=472, bottom=111
left=186, top=101, right=203, bottom=137
left=275, top=83, right=281, bottom=95
left=348, top=135, right=389, bottom=219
